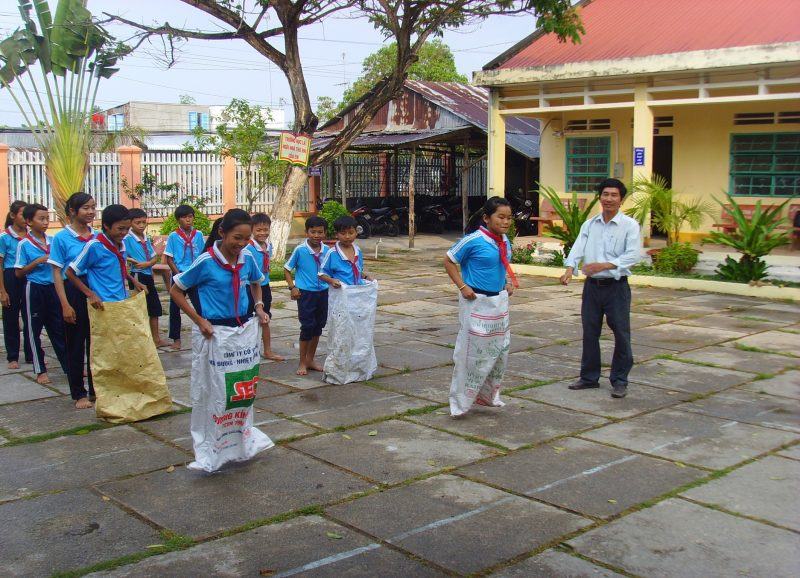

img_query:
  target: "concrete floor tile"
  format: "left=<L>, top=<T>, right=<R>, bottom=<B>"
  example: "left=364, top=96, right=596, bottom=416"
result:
left=490, top=549, right=625, bottom=577
left=729, top=330, right=800, bottom=357
left=0, top=396, right=104, bottom=438
left=505, top=352, right=580, bottom=381
left=0, top=373, right=57, bottom=404
left=740, top=370, right=800, bottom=400
left=676, top=390, right=800, bottom=433
left=631, top=324, right=745, bottom=351
left=375, top=341, right=455, bottom=371
left=678, top=345, right=799, bottom=374
left=627, top=358, right=753, bottom=393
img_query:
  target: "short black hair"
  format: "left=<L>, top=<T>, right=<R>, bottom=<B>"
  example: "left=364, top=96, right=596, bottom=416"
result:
left=219, top=208, right=252, bottom=234
left=65, top=192, right=93, bottom=217
left=333, top=215, right=357, bottom=233
left=251, top=212, right=271, bottom=226
left=596, top=178, right=627, bottom=197
left=305, top=215, right=327, bottom=231
left=174, top=204, right=195, bottom=219
left=101, top=204, right=131, bottom=229
left=128, top=208, right=147, bottom=220
left=22, top=203, right=48, bottom=221
left=5, top=200, right=26, bottom=227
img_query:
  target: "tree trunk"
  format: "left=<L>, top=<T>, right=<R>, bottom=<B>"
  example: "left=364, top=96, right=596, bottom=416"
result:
left=270, top=164, right=307, bottom=260
left=338, top=156, right=347, bottom=210
left=461, top=142, right=469, bottom=234
left=408, top=148, right=416, bottom=249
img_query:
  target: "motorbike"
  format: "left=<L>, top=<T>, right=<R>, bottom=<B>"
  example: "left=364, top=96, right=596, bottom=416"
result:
left=415, top=201, right=448, bottom=234
left=350, top=199, right=400, bottom=239
left=508, top=192, right=535, bottom=236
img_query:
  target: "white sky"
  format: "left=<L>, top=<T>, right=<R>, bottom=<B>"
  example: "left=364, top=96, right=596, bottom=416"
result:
left=0, top=0, right=538, bottom=127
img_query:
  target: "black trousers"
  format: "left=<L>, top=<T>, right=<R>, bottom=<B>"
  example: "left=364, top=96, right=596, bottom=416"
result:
left=26, top=282, right=68, bottom=376
left=169, top=279, right=201, bottom=340
left=580, top=277, right=633, bottom=387
left=2, top=268, right=32, bottom=363
left=64, top=278, right=93, bottom=400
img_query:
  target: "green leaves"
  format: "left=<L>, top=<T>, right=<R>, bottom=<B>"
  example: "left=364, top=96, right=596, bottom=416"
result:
left=539, top=184, right=599, bottom=257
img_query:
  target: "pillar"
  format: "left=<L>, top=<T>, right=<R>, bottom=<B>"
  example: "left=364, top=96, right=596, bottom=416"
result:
left=632, top=83, right=654, bottom=181
left=378, top=153, right=389, bottom=197
left=222, top=155, right=236, bottom=212
left=487, top=89, right=506, bottom=198
left=0, top=144, right=9, bottom=221
left=308, top=174, right=321, bottom=212
left=117, top=145, right=142, bottom=209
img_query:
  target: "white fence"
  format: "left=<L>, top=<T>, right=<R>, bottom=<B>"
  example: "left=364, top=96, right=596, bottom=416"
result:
left=140, top=152, right=225, bottom=218
left=235, top=163, right=309, bottom=213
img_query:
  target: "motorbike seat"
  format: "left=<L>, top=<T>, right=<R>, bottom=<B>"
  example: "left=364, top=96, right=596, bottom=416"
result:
left=372, top=207, right=393, bottom=215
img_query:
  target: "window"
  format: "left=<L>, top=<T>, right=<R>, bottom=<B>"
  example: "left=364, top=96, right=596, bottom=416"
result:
left=566, top=136, right=610, bottom=193
left=566, top=118, right=611, bottom=131
left=730, top=133, right=800, bottom=196
left=734, top=112, right=800, bottom=126
left=107, top=113, right=125, bottom=131
left=188, top=111, right=210, bottom=131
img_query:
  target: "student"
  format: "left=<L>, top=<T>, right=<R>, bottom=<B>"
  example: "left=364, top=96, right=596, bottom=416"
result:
left=444, top=196, right=517, bottom=417
left=67, top=204, right=146, bottom=309
left=244, top=212, right=283, bottom=361
left=14, top=203, right=68, bottom=385
left=284, top=215, right=330, bottom=375
left=50, top=192, right=96, bottom=409
left=318, top=215, right=373, bottom=288
left=169, top=208, right=269, bottom=334
left=164, top=204, right=205, bottom=350
left=0, top=200, right=32, bottom=368
left=123, top=208, right=168, bottom=347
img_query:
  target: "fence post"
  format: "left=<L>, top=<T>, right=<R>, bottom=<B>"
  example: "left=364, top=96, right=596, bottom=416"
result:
left=308, top=175, right=320, bottom=213
left=222, top=156, right=236, bottom=212
left=117, top=145, right=142, bottom=209
left=0, top=144, right=9, bottom=220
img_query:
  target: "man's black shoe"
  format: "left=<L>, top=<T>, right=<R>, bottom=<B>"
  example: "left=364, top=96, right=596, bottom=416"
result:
left=568, top=381, right=600, bottom=390
left=611, top=385, right=628, bottom=398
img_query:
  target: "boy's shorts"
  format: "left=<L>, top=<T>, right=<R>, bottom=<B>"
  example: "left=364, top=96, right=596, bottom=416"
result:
left=297, top=289, right=328, bottom=341
left=246, top=284, right=272, bottom=318
left=130, top=272, right=163, bottom=318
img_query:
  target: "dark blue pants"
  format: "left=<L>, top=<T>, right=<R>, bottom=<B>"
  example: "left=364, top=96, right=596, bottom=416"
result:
left=2, top=268, right=32, bottom=363
left=64, top=278, right=93, bottom=400
left=129, top=272, right=163, bottom=317
left=580, top=277, right=633, bottom=387
left=297, top=289, right=328, bottom=341
left=25, top=282, right=68, bottom=376
left=169, top=280, right=201, bottom=340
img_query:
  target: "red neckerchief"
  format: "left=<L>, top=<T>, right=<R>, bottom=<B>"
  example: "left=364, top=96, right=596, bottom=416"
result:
left=338, top=242, right=360, bottom=285
left=69, top=225, right=93, bottom=243
left=97, top=234, right=128, bottom=288
left=207, top=247, right=244, bottom=325
left=131, top=232, right=151, bottom=260
left=308, top=241, right=323, bottom=269
left=250, top=239, right=269, bottom=273
left=25, top=232, right=49, bottom=255
left=479, top=226, right=519, bottom=288
left=176, top=228, right=197, bottom=261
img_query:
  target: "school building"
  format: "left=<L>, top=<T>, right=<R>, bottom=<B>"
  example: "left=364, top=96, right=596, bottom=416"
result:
left=474, top=0, right=800, bottom=241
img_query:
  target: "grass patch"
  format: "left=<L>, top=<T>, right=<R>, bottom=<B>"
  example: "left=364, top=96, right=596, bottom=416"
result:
left=402, top=404, right=445, bottom=417
left=653, top=354, right=720, bottom=369
left=734, top=342, right=798, bottom=358
left=4, top=422, right=113, bottom=447
left=271, top=300, right=286, bottom=310
left=735, top=315, right=776, bottom=323
left=556, top=339, right=571, bottom=346
left=752, top=372, right=776, bottom=381
left=507, top=378, right=558, bottom=392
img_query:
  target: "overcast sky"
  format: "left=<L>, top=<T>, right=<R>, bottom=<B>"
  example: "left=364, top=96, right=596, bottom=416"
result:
left=0, top=0, right=538, bottom=127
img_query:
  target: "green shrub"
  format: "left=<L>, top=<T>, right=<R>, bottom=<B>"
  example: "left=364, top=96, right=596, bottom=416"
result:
left=651, top=242, right=699, bottom=274
left=539, top=185, right=599, bottom=258
left=506, top=219, right=517, bottom=245
left=160, top=205, right=213, bottom=235
left=318, top=200, right=350, bottom=238
left=548, top=251, right=565, bottom=267
left=511, top=242, right=534, bottom=264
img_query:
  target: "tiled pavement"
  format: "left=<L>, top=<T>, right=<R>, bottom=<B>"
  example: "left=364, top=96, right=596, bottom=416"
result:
left=1, top=251, right=799, bottom=577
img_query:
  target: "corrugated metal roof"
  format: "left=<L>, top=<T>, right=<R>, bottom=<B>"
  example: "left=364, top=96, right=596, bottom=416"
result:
left=491, top=0, right=800, bottom=70
left=312, top=128, right=462, bottom=150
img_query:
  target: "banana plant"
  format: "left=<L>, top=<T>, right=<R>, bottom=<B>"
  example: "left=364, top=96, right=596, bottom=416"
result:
left=0, top=0, right=128, bottom=220
left=538, top=185, right=599, bottom=258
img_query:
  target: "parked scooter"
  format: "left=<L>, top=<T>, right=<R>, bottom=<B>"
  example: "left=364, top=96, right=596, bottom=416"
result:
left=507, top=192, right=535, bottom=236
left=350, top=199, right=400, bottom=239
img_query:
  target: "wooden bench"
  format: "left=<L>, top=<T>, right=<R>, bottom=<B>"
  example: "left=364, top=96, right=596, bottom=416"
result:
left=712, top=204, right=757, bottom=234
left=530, top=197, right=587, bottom=232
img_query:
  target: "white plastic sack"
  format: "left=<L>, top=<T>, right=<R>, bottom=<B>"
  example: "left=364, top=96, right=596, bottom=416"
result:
left=449, top=291, right=511, bottom=416
left=323, top=281, right=378, bottom=385
left=188, top=317, right=274, bottom=472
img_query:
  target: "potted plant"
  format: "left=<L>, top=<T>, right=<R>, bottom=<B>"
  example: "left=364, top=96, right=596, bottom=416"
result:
left=539, top=185, right=599, bottom=260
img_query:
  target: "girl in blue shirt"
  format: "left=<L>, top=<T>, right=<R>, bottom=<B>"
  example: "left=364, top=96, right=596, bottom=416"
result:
left=49, top=192, right=97, bottom=409
left=0, top=200, right=32, bottom=368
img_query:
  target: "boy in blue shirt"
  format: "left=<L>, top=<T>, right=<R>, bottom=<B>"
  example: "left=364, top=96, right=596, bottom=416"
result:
left=284, top=216, right=330, bottom=376
left=67, top=205, right=146, bottom=308
left=124, top=208, right=168, bottom=347
left=14, top=203, right=68, bottom=385
left=164, top=204, right=205, bottom=350
left=0, top=200, right=32, bottom=368
left=244, top=212, right=283, bottom=361
left=318, top=216, right=373, bottom=288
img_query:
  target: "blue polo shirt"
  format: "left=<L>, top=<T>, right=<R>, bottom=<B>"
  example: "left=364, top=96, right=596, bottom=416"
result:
left=0, top=227, right=25, bottom=269
left=49, top=225, right=96, bottom=279
left=447, top=229, right=512, bottom=293
left=173, top=243, right=264, bottom=320
left=15, top=235, right=53, bottom=285
left=285, top=240, right=330, bottom=292
left=70, top=237, right=129, bottom=302
left=164, top=228, right=204, bottom=272
left=244, top=240, right=272, bottom=286
left=123, top=231, right=156, bottom=275
left=319, top=242, right=365, bottom=286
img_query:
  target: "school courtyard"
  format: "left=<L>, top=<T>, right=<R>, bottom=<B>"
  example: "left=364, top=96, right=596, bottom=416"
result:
left=0, top=249, right=798, bottom=577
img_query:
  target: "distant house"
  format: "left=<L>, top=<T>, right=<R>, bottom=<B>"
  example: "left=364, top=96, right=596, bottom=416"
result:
left=475, top=0, right=800, bottom=241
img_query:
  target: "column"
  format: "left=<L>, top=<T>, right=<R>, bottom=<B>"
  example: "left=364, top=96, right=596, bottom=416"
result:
left=378, top=153, right=389, bottom=197
left=222, top=155, right=236, bottom=212
left=487, top=89, right=506, bottom=197
left=632, top=83, right=654, bottom=181
left=0, top=144, right=9, bottom=220
left=117, top=145, right=142, bottom=209
left=308, top=174, right=321, bottom=212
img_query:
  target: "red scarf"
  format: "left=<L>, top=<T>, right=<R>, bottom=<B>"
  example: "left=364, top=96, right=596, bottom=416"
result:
left=338, top=243, right=360, bottom=285
left=208, top=247, right=244, bottom=325
left=25, top=233, right=49, bottom=255
left=309, top=243, right=323, bottom=269
left=97, top=233, right=128, bottom=288
left=479, top=226, right=519, bottom=288
left=250, top=240, right=269, bottom=273
left=70, top=225, right=93, bottom=243
left=132, top=233, right=151, bottom=260
left=177, top=228, right=197, bottom=261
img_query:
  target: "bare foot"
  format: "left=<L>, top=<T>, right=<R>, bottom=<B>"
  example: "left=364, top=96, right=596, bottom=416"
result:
left=262, top=351, right=285, bottom=361
left=296, top=364, right=308, bottom=376
left=308, top=361, right=324, bottom=372
left=171, top=340, right=181, bottom=351
left=7, top=361, right=19, bottom=369
left=75, top=397, right=93, bottom=409
left=36, top=373, right=51, bottom=385
left=155, top=339, right=171, bottom=348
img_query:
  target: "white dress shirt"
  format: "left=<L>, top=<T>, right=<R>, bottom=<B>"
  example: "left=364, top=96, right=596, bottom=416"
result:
left=565, top=211, right=641, bottom=279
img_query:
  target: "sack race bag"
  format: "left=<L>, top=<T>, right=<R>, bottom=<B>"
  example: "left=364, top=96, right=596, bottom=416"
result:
left=449, top=291, right=511, bottom=417
left=189, top=317, right=274, bottom=472
left=323, top=281, right=378, bottom=385
left=88, top=291, right=172, bottom=424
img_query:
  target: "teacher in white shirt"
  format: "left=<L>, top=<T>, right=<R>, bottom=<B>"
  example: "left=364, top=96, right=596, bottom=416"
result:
left=559, top=178, right=641, bottom=399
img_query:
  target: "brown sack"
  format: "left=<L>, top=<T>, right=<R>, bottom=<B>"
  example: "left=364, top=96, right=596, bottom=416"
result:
left=88, top=290, right=172, bottom=423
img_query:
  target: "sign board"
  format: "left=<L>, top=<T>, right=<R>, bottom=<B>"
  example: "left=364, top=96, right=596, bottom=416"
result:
left=308, top=166, right=322, bottom=177
left=633, top=147, right=646, bottom=166
left=278, top=133, right=311, bottom=166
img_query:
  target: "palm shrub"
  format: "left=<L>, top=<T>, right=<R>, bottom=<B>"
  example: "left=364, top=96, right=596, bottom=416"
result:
left=539, top=185, right=598, bottom=258
left=703, top=195, right=791, bottom=282
left=651, top=242, right=699, bottom=274
left=625, top=175, right=715, bottom=245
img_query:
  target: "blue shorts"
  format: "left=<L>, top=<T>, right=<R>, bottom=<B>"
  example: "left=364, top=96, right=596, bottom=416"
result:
left=297, top=289, right=328, bottom=341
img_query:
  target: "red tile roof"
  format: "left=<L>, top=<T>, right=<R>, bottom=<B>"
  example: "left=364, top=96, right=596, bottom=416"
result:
left=490, top=0, right=800, bottom=70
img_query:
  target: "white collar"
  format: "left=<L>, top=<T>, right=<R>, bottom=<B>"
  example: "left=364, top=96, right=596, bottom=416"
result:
left=212, top=240, right=245, bottom=265
left=304, top=239, right=325, bottom=255
left=5, top=226, right=24, bottom=239
left=335, top=241, right=360, bottom=261
left=250, top=238, right=267, bottom=253
left=126, top=230, right=147, bottom=243
left=66, top=224, right=95, bottom=238
left=98, top=233, right=125, bottom=252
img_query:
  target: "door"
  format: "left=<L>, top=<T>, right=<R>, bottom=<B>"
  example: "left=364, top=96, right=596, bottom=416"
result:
left=651, top=136, right=674, bottom=238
